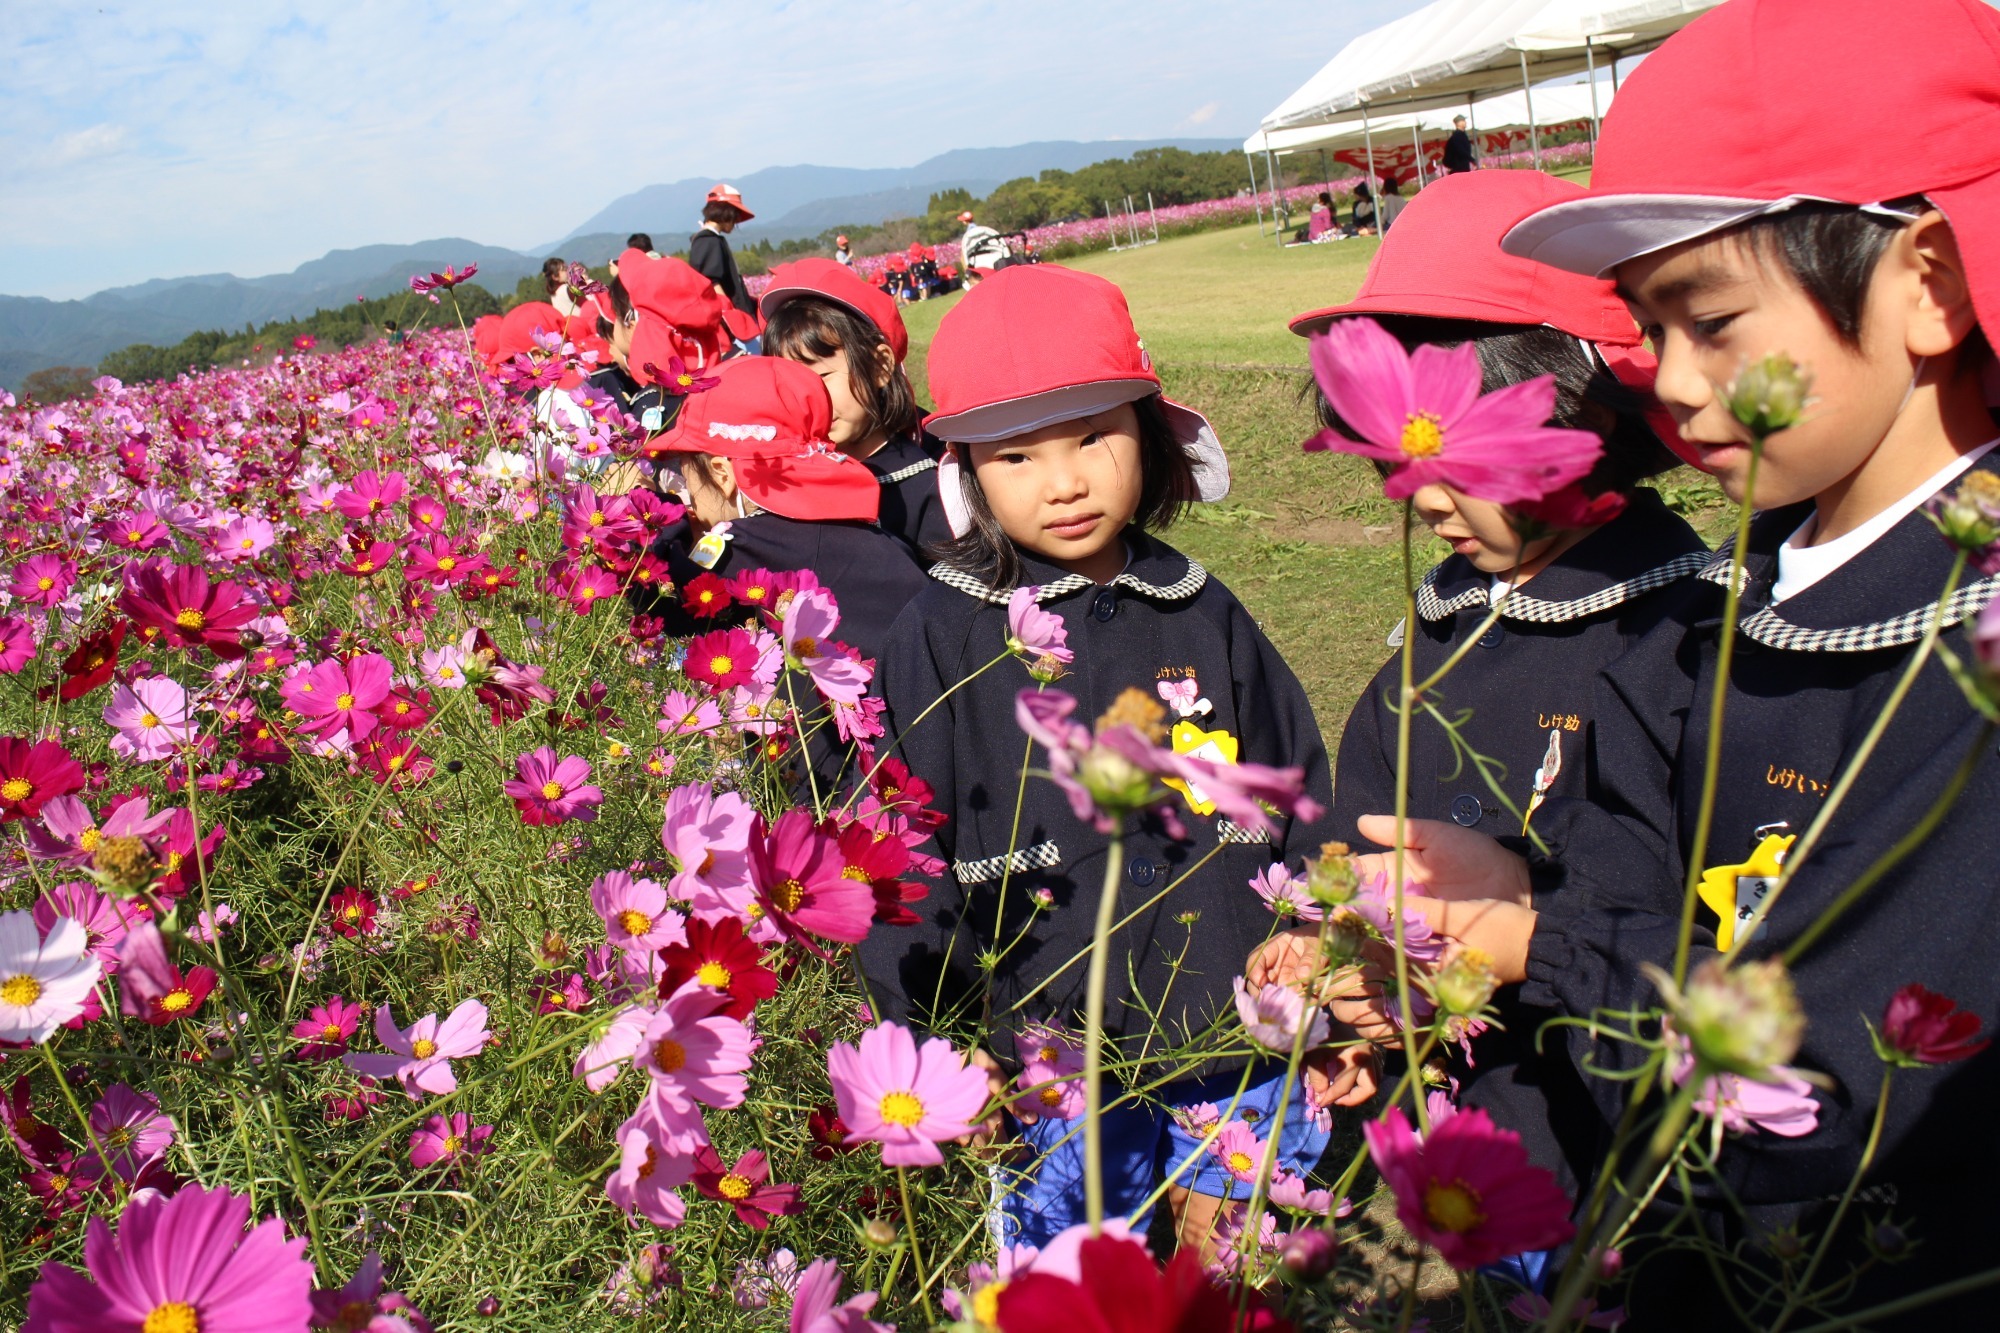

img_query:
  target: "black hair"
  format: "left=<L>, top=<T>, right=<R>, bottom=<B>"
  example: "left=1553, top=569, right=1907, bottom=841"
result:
left=762, top=296, right=921, bottom=441
left=702, top=201, right=745, bottom=227
left=1309, top=317, right=1677, bottom=500
left=1353, top=181, right=1373, bottom=201
left=541, top=256, right=567, bottom=295
left=931, top=393, right=1198, bottom=589
left=1317, top=191, right=1334, bottom=207
left=594, top=275, right=635, bottom=342
left=626, top=233, right=654, bottom=252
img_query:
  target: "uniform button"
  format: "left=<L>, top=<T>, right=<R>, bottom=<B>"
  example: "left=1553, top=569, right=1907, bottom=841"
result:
left=1478, top=623, right=1504, bottom=649
left=1127, top=857, right=1158, bottom=887
left=1450, top=794, right=1484, bottom=827
left=1093, top=588, right=1118, bottom=622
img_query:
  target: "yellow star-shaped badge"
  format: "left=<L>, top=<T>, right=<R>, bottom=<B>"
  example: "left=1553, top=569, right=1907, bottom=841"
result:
left=1162, top=720, right=1238, bottom=816
left=1697, top=833, right=1794, bottom=951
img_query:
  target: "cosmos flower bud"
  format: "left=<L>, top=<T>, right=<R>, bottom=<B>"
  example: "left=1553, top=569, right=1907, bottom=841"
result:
left=863, top=1218, right=898, bottom=1248
left=1307, top=842, right=1360, bottom=908
left=1281, top=1227, right=1338, bottom=1280
left=1927, top=471, right=2000, bottom=569
left=476, top=1295, right=501, bottom=1316
left=1076, top=744, right=1154, bottom=817
left=1647, top=957, right=1804, bottom=1081
left=533, top=931, right=570, bottom=969
left=1428, top=948, right=1499, bottom=1019
left=1030, top=886, right=1055, bottom=910
left=92, top=834, right=161, bottom=899
left=1764, top=1225, right=1807, bottom=1263
left=1866, top=1217, right=1914, bottom=1263
left=1722, top=353, right=1813, bottom=440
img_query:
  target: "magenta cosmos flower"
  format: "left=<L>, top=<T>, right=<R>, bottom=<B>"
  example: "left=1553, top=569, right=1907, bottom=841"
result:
left=343, top=997, right=491, bottom=1099
left=1365, top=1105, right=1575, bottom=1270
left=1305, top=316, right=1602, bottom=504
left=826, top=1021, right=991, bottom=1167
left=691, top=1145, right=803, bottom=1229
left=1877, top=982, right=1991, bottom=1066
left=606, top=1116, right=696, bottom=1228
left=310, top=1251, right=433, bottom=1333
left=0, top=737, right=85, bottom=822
left=117, top=560, right=259, bottom=659
left=10, top=553, right=76, bottom=609
left=503, top=748, right=602, bottom=826
left=590, top=870, right=688, bottom=953
left=279, top=653, right=394, bottom=743
left=409, top=1112, right=494, bottom=1170
left=86, top=1084, right=175, bottom=1181
left=748, top=810, right=875, bottom=951
left=22, top=1182, right=315, bottom=1332
left=789, top=1259, right=891, bottom=1333
left=292, top=995, right=363, bottom=1061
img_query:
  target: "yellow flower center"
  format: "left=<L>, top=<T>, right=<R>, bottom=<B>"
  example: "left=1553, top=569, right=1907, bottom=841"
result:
left=35, top=577, right=52, bottom=591
left=437, top=556, right=456, bottom=572
left=80, top=829, right=101, bottom=852
left=579, top=586, right=597, bottom=600
left=695, top=961, right=733, bottom=987
left=411, top=1038, right=438, bottom=1059
left=144, top=1300, right=201, bottom=1333
left=238, top=539, right=253, bottom=550
left=0, top=778, right=32, bottom=802
left=540, top=781, right=565, bottom=801
left=104, top=1125, right=134, bottom=1149
left=617, top=909, right=653, bottom=937
left=1400, top=412, right=1445, bottom=459
left=768, top=878, right=806, bottom=913
left=637, top=1143, right=659, bottom=1180
left=321, top=1023, right=344, bottom=1039
left=840, top=865, right=871, bottom=882
left=1, top=974, right=43, bottom=1007
left=1422, top=1180, right=1486, bottom=1234
left=127, top=530, right=143, bottom=541
left=708, top=654, right=734, bottom=677
left=441, top=1133, right=464, bottom=1155
left=652, top=1037, right=687, bottom=1072
left=439, top=667, right=458, bottom=681
left=744, top=588, right=767, bottom=602
left=386, top=755, right=406, bottom=772
left=335, top=693, right=356, bottom=710
left=160, top=988, right=192, bottom=1013
left=1227, top=1150, right=1255, bottom=1176
left=140, top=712, right=161, bottom=728
left=589, top=512, right=605, bottom=527
left=794, top=636, right=818, bottom=658
left=677, top=374, right=695, bottom=389
left=973, top=1281, right=1007, bottom=1328
left=1038, top=1085, right=1065, bottom=1108
left=878, top=1090, right=925, bottom=1126
left=175, top=608, right=206, bottom=630
left=718, top=1172, right=753, bottom=1200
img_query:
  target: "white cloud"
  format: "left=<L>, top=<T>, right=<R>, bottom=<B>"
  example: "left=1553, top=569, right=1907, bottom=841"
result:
left=50, top=124, right=129, bottom=165
left=1185, top=101, right=1221, bottom=126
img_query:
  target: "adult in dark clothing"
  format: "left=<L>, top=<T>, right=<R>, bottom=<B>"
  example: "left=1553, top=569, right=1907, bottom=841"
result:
left=1442, top=115, right=1477, bottom=173
left=1350, top=180, right=1377, bottom=234
left=688, top=184, right=758, bottom=318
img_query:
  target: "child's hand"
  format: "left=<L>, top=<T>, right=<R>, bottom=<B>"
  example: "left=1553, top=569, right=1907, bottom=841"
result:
left=1246, top=925, right=1326, bottom=993
left=956, top=1047, right=1018, bottom=1147
left=1353, top=816, right=1534, bottom=908
left=1408, top=898, right=1538, bottom=984
left=1304, top=1041, right=1379, bottom=1109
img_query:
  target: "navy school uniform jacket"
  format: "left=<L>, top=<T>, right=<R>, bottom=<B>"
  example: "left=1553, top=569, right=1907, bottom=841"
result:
left=688, top=229, right=756, bottom=317
left=863, top=430, right=953, bottom=556
left=587, top=364, right=666, bottom=428
left=860, top=532, right=1339, bottom=1068
left=1525, top=452, right=2000, bottom=1315
left=639, top=511, right=926, bottom=667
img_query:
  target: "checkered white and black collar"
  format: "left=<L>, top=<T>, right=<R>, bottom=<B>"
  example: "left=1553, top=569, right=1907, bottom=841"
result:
left=1418, top=550, right=1711, bottom=625
left=928, top=547, right=1208, bottom=607
left=1695, top=548, right=2000, bottom=654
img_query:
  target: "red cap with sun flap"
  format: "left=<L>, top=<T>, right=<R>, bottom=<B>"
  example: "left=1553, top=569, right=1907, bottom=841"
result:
left=491, top=301, right=585, bottom=390
left=644, top=357, right=879, bottom=523
left=1290, top=170, right=1695, bottom=467
left=705, top=183, right=754, bottom=221
left=472, top=314, right=503, bottom=366
left=620, top=252, right=761, bottom=386
left=924, top=265, right=1228, bottom=522
left=1500, top=0, right=2000, bottom=343
left=758, top=257, right=910, bottom=364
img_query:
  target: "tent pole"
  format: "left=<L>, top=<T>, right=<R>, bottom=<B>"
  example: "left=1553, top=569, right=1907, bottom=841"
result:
left=1246, top=151, right=1266, bottom=235
left=1520, top=49, right=1541, bottom=169
left=1362, top=103, right=1375, bottom=203
left=1585, top=39, right=1600, bottom=153
left=1320, top=148, right=1331, bottom=200
left=1410, top=121, right=1425, bottom=188
left=1265, top=145, right=1284, bottom=246
left=1610, top=48, right=1622, bottom=92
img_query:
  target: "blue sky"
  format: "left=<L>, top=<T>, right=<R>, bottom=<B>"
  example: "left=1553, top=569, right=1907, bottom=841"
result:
left=0, top=1, right=1410, bottom=300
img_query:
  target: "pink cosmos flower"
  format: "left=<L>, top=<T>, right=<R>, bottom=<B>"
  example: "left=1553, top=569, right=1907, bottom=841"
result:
left=503, top=748, right=602, bottom=826
left=0, top=910, right=100, bottom=1043
left=102, top=677, right=195, bottom=763
left=1306, top=316, right=1604, bottom=504
left=1006, top=586, right=1074, bottom=668
left=562, top=563, right=620, bottom=614
left=409, top=1112, right=494, bottom=1170
left=661, top=783, right=758, bottom=919
left=280, top=653, right=394, bottom=743
left=85, top=1084, right=174, bottom=1181
left=780, top=589, right=870, bottom=704
left=0, top=615, right=36, bottom=674
left=34, top=879, right=144, bottom=965
left=607, top=1117, right=695, bottom=1228
left=749, top=810, right=877, bottom=951
left=1364, top=1106, right=1575, bottom=1270
left=1506, top=1292, right=1627, bottom=1329
left=10, top=553, right=76, bottom=609
left=29, top=794, right=171, bottom=869
left=1207, top=1118, right=1271, bottom=1185
left=209, top=515, right=275, bottom=564
left=590, top=871, right=688, bottom=953
left=409, top=264, right=477, bottom=300
left=21, top=1183, right=314, bottom=1332
left=691, top=1145, right=804, bottom=1229
left=293, top=995, right=364, bottom=1061
left=310, top=1251, right=434, bottom=1333
left=826, top=1021, right=992, bottom=1167
left=343, top=997, right=491, bottom=1100
left=658, top=689, right=724, bottom=737
left=634, top=982, right=756, bottom=1115
left=333, top=469, right=408, bottom=520
left=789, top=1259, right=892, bottom=1333
left=684, top=627, right=759, bottom=693
left=1270, top=1170, right=1346, bottom=1217
left=1233, top=975, right=1331, bottom=1052
left=419, top=644, right=469, bottom=689
left=1693, top=1067, right=1821, bottom=1138
left=1250, top=863, right=1323, bottom=922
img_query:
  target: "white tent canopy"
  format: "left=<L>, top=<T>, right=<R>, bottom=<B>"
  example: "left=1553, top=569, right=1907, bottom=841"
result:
left=1244, top=80, right=1614, bottom=159
left=1260, top=0, right=1718, bottom=132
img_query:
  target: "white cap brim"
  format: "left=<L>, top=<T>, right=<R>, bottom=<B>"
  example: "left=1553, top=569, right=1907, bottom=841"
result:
left=1500, top=193, right=1903, bottom=277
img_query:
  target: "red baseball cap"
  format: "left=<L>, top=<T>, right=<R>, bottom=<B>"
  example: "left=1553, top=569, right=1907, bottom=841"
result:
left=620, top=252, right=761, bottom=386
left=1501, top=0, right=2000, bottom=339
left=706, top=184, right=754, bottom=221
left=758, top=257, right=910, bottom=364
left=645, top=358, right=879, bottom=523
left=1291, top=172, right=1642, bottom=347
left=925, top=265, right=1229, bottom=531
left=957, top=211, right=975, bottom=224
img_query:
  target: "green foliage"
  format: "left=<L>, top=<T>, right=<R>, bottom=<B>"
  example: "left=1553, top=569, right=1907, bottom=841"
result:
left=97, top=286, right=503, bottom=387
left=979, top=176, right=1092, bottom=233
left=17, top=365, right=100, bottom=404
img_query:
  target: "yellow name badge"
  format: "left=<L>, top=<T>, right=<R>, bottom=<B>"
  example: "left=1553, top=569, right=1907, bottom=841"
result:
left=1697, top=832, right=1795, bottom=951
left=1162, top=720, right=1239, bottom=816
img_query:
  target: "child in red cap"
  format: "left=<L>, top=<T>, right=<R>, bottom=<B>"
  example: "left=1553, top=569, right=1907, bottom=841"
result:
left=858, top=264, right=1346, bottom=1255
left=760, top=258, right=951, bottom=552
left=1342, top=0, right=2000, bottom=1317
left=641, top=356, right=926, bottom=668
left=1257, top=169, right=1709, bottom=1284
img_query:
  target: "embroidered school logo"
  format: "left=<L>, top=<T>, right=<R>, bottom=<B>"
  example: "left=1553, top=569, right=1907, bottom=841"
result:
left=707, top=422, right=778, bottom=443
left=1767, top=765, right=1829, bottom=797
left=1521, top=729, right=1563, bottom=834
left=796, top=441, right=842, bottom=460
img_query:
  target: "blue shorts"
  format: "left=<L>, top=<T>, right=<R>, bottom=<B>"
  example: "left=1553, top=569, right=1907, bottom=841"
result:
left=994, top=1063, right=1333, bottom=1250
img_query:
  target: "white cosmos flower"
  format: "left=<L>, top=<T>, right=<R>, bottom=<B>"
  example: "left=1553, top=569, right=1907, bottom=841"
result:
left=0, top=910, right=101, bottom=1043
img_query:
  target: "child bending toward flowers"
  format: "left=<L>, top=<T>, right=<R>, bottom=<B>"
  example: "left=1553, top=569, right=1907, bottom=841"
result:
left=859, top=264, right=1363, bottom=1252
left=1280, top=0, right=2000, bottom=1317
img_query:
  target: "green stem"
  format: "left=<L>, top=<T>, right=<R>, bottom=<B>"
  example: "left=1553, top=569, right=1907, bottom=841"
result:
left=895, top=1165, right=937, bottom=1322
left=1082, top=832, right=1126, bottom=1232
left=1391, top=499, right=1429, bottom=1134
left=1782, top=1266, right=2000, bottom=1333
left=1770, top=1069, right=1894, bottom=1332
left=1674, top=438, right=1762, bottom=985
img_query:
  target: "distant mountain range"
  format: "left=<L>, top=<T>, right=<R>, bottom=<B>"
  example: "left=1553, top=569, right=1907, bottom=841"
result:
left=0, top=138, right=1239, bottom=391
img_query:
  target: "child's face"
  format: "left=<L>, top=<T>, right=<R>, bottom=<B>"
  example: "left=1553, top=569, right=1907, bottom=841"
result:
left=968, top=403, right=1146, bottom=581
left=793, top=344, right=892, bottom=450
left=1617, top=230, right=1916, bottom=509
left=1410, top=483, right=1560, bottom=576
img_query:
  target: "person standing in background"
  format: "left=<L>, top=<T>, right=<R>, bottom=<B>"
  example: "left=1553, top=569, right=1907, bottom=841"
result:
left=543, top=256, right=578, bottom=316
left=689, top=185, right=758, bottom=317
left=835, top=234, right=854, bottom=267
left=957, top=209, right=1006, bottom=285
left=1442, top=114, right=1477, bottom=174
